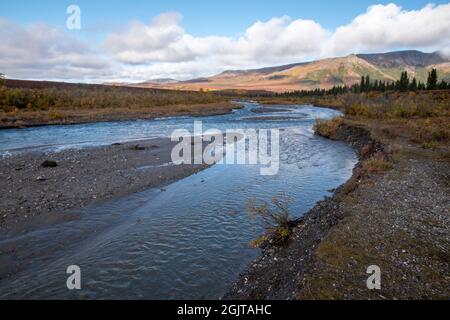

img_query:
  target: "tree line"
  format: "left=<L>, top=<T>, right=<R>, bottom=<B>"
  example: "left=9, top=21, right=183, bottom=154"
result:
left=280, top=68, right=449, bottom=98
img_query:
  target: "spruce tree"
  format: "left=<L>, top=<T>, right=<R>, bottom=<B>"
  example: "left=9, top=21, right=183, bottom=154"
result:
left=365, top=76, right=371, bottom=91
left=410, top=77, right=417, bottom=91
left=439, top=80, right=448, bottom=90
left=374, top=80, right=379, bottom=91
left=399, top=71, right=409, bottom=91
left=427, top=68, right=438, bottom=90
left=360, top=76, right=365, bottom=93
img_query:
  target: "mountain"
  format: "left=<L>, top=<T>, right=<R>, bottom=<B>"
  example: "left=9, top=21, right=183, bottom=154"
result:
left=357, top=50, right=447, bottom=68
left=134, top=50, right=450, bottom=92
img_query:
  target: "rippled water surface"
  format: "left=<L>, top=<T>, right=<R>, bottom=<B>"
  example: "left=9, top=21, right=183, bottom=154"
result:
left=0, top=103, right=357, bottom=299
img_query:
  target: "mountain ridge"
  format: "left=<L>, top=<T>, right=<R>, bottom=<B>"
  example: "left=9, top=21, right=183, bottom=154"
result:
left=131, top=50, right=450, bottom=92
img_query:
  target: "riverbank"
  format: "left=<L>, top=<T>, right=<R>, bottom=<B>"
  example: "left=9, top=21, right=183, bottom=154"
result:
left=225, top=120, right=449, bottom=299
left=0, top=138, right=209, bottom=233
left=0, top=102, right=237, bottom=129
left=0, top=79, right=239, bottom=128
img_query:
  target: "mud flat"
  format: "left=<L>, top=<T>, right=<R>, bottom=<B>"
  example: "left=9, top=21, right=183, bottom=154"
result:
left=225, top=124, right=449, bottom=300
left=0, top=138, right=208, bottom=233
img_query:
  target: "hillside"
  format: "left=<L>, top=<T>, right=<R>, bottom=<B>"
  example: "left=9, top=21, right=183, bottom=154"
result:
left=137, top=50, right=450, bottom=92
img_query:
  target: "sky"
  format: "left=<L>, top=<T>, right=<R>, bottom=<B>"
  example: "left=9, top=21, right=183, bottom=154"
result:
left=1, top=0, right=450, bottom=82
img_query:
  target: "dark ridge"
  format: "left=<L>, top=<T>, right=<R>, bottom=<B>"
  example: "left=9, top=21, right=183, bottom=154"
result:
left=180, top=77, right=211, bottom=83
left=357, top=50, right=448, bottom=68
left=218, top=62, right=311, bottom=77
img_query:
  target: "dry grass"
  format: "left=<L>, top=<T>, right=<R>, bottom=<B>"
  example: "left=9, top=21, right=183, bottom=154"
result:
left=0, top=102, right=236, bottom=127
left=313, top=117, right=343, bottom=139
left=48, top=110, right=65, bottom=120
left=0, top=81, right=234, bottom=127
left=342, top=92, right=450, bottom=119
left=362, top=153, right=393, bottom=174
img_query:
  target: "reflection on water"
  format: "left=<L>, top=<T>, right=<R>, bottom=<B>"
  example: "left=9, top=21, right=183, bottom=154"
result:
left=0, top=103, right=357, bottom=299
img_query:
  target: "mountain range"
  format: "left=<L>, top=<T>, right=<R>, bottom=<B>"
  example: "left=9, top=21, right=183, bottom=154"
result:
left=130, top=50, right=450, bottom=92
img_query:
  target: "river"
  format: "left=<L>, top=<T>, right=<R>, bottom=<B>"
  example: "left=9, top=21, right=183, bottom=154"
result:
left=0, top=102, right=357, bottom=299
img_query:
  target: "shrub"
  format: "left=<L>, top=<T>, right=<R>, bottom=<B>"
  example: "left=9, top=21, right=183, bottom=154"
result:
left=422, top=141, right=439, bottom=149
left=246, top=194, right=293, bottom=247
left=313, top=117, right=343, bottom=139
left=346, top=103, right=370, bottom=117
left=362, top=153, right=392, bottom=174
left=410, top=121, right=450, bottom=146
left=431, top=129, right=449, bottom=142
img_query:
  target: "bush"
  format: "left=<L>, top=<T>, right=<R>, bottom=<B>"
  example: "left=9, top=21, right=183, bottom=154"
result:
left=313, top=117, right=343, bottom=139
left=246, top=194, right=293, bottom=247
left=362, top=153, right=392, bottom=174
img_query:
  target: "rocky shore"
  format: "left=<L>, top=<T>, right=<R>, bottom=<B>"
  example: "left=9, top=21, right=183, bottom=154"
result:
left=225, top=123, right=449, bottom=300
left=0, top=138, right=208, bottom=233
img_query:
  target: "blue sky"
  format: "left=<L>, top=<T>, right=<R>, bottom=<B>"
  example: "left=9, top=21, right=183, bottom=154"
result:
left=1, top=1, right=449, bottom=82
left=1, top=0, right=448, bottom=36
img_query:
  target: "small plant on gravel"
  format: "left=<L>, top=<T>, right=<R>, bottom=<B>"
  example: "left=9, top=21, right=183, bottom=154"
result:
left=246, top=193, right=294, bottom=247
left=313, top=117, right=343, bottom=139
left=362, top=152, right=392, bottom=174
left=421, top=141, right=439, bottom=149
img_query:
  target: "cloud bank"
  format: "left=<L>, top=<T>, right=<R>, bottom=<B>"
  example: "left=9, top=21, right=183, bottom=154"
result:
left=1, top=3, right=449, bottom=82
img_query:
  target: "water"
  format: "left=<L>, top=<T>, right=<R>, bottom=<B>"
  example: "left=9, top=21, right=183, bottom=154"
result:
left=0, top=103, right=357, bottom=299
left=1, top=102, right=339, bottom=155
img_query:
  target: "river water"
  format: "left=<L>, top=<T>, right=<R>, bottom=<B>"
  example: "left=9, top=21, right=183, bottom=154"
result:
left=0, top=102, right=357, bottom=299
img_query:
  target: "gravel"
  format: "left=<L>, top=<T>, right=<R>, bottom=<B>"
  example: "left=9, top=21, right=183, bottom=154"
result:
left=0, top=138, right=208, bottom=233
left=225, top=124, right=449, bottom=300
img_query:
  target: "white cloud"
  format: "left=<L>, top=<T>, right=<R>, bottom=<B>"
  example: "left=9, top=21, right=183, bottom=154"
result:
left=103, top=14, right=328, bottom=68
left=324, top=3, right=450, bottom=56
left=103, top=12, right=197, bottom=64
left=0, top=18, right=112, bottom=81
left=1, top=3, right=450, bottom=82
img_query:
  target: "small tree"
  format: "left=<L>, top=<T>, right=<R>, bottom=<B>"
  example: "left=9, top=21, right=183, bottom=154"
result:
left=418, top=81, right=426, bottom=90
left=0, top=73, right=5, bottom=86
left=360, top=76, right=365, bottom=93
left=365, top=76, right=371, bottom=91
left=427, top=68, right=438, bottom=90
left=399, top=71, right=409, bottom=91
left=409, top=77, right=418, bottom=91
left=438, top=80, right=448, bottom=90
